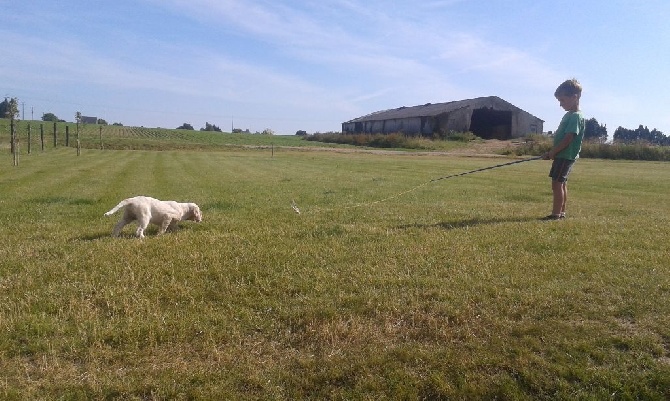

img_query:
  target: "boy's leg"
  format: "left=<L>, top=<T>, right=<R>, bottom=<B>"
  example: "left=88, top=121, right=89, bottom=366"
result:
left=547, top=158, right=575, bottom=219
left=552, top=180, right=564, bottom=216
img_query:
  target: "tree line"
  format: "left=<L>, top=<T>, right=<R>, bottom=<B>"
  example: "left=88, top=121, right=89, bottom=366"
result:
left=563, top=117, right=666, bottom=146
left=612, top=125, right=667, bottom=145
left=41, top=112, right=112, bottom=126
left=176, top=122, right=222, bottom=132
left=577, top=114, right=666, bottom=146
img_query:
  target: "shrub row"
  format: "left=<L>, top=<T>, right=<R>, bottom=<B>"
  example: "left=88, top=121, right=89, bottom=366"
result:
left=305, top=131, right=477, bottom=150
left=580, top=142, right=670, bottom=161
left=309, top=131, right=670, bottom=161
left=502, top=136, right=670, bottom=161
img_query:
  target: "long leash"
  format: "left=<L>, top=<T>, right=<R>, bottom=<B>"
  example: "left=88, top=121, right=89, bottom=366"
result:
left=292, top=156, right=542, bottom=214
left=429, top=155, right=542, bottom=182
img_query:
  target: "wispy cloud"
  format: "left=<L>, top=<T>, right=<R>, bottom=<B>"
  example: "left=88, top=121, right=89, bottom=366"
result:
left=155, top=0, right=563, bottom=93
left=146, top=0, right=567, bottom=129
left=2, top=31, right=195, bottom=94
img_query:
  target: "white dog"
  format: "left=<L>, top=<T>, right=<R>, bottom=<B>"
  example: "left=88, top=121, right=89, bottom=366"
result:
left=104, top=196, right=202, bottom=238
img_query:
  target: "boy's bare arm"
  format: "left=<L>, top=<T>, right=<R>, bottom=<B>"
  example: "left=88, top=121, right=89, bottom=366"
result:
left=543, top=133, right=575, bottom=160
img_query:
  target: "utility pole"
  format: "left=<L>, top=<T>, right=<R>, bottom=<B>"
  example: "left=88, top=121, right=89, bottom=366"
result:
left=21, top=102, right=25, bottom=120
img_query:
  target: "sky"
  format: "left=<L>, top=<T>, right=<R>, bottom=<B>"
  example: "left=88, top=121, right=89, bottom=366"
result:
left=2, top=0, right=669, bottom=137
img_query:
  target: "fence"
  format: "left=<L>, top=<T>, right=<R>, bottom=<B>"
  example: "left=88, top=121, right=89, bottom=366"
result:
left=4, top=120, right=101, bottom=166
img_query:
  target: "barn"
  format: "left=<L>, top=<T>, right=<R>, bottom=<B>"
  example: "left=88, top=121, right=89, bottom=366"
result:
left=81, top=116, right=98, bottom=124
left=342, top=96, right=543, bottom=140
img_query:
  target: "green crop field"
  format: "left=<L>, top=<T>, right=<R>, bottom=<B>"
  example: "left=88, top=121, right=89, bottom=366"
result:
left=1, top=124, right=670, bottom=399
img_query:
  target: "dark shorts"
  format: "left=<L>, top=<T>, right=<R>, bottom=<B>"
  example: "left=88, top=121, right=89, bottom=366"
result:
left=549, top=158, right=575, bottom=182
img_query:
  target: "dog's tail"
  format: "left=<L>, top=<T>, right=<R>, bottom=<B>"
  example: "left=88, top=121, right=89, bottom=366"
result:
left=104, top=198, right=130, bottom=216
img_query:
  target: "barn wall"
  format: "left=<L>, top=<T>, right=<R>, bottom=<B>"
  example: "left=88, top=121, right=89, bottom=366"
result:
left=436, top=109, right=471, bottom=134
left=348, top=118, right=428, bottom=135
left=513, top=112, right=543, bottom=137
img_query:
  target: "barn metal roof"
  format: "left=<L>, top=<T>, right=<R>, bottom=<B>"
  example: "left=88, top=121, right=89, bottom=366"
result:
left=345, top=96, right=542, bottom=123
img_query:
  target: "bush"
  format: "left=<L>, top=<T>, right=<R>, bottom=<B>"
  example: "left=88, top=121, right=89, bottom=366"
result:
left=306, top=132, right=476, bottom=150
left=501, top=135, right=670, bottom=161
left=581, top=141, right=670, bottom=161
left=176, top=123, right=194, bottom=130
left=433, top=130, right=478, bottom=142
left=201, top=122, right=222, bottom=132
left=500, top=135, right=552, bottom=156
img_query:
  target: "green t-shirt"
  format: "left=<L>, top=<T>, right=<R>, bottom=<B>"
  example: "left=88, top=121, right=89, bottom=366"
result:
left=554, top=111, right=585, bottom=160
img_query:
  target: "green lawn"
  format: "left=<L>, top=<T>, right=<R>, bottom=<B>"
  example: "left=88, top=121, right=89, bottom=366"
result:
left=1, top=134, right=669, bottom=399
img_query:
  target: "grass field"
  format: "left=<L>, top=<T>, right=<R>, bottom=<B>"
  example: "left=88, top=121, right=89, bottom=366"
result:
left=0, top=120, right=473, bottom=153
left=1, top=125, right=670, bottom=399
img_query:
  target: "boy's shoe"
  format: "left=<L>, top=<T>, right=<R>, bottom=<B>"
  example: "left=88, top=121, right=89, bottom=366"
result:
left=541, top=214, right=562, bottom=220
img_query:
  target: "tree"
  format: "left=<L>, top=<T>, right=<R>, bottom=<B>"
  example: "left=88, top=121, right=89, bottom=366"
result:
left=1, top=97, right=18, bottom=120
left=296, top=130, right=308, bottom=136
left=176, top=123, right=194, bottom=130
left=97, top=119, right=108, bottom=125
left=5, top=97, right=19, bottom=164
left=613, top=125, right=667, bottom=145
left=584, top=118, right=607, bottom=143
left=200, top=122, right=222, bottom=132
left=8, top=98, right=18, bottom=120
left=42, top=112, right=60, bottom=122
left=0, top=98, right=13, bottom=118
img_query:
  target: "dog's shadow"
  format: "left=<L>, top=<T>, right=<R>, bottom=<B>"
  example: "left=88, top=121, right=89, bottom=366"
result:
left=78, top=232, right=111, bottom=241
left=77, top=225, right=200, bottom=242
left=397, top=216, right=538, bottom=231
left=78, top=217, right=535, bottom=241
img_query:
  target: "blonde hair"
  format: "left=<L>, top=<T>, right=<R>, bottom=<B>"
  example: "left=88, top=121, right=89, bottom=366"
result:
left=554, top=78, right=582, bottom=97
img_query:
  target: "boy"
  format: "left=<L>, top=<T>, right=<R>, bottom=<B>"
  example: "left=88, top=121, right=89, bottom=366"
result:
left=541, top=78, right=585, bottom=220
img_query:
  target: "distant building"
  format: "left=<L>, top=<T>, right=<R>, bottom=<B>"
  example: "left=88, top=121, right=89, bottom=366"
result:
left=81, top=116, right=98, bottom=124
left=342, top=96, right=543, bottom=140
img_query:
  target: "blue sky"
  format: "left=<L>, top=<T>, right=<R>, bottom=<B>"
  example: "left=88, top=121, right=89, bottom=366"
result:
left=2, top=0, right=669, bottom=137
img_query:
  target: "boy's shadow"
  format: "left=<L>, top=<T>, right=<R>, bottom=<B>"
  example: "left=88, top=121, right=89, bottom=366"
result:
left=397, top=216, right=537, bottom=230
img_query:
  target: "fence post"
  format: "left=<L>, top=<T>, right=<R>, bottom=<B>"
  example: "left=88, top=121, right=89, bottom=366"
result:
left=40, top=124, right=45, bottom=151
left=53, top=122, right=57, bottom=147
left=10, top=119, right=15, bottom=154
left=65, top=125, right=70, bottom=147
left=76, top=122, right=80, bottom=156
left=99, top=126, right=103, bottom=150
left=28, top=123, right=32, bottom=154
left=12, top=119, right=18, bottom=166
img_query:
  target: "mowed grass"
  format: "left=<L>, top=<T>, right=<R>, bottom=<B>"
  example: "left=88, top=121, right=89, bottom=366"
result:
left=1, top=146, right=670, bottom=400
